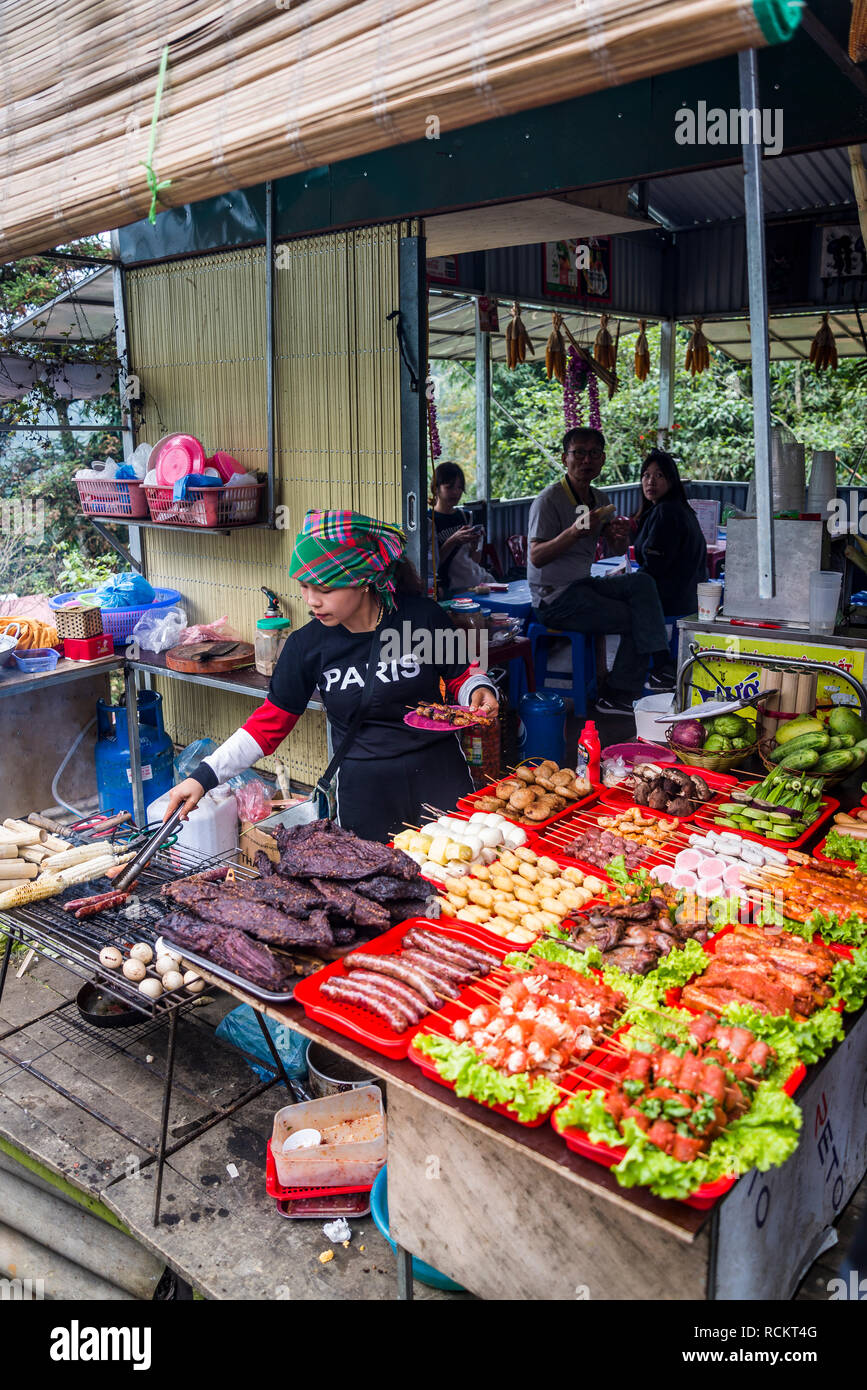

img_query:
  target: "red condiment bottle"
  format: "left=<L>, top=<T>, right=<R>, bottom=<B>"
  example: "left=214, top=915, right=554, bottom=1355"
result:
left=577, top=720, right=601, bottom=784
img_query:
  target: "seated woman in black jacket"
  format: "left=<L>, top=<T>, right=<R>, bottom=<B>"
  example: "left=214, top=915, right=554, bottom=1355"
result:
left=632, top=449, right=708, bottom=688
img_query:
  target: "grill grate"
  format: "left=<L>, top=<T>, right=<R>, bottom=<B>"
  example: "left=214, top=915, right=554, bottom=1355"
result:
left=0, top=845, right=252, bottom=1021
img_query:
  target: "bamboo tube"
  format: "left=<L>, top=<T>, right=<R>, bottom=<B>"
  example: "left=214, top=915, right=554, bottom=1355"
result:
left=0, top=861, right=39, bottom=880
left=795, top=670, right=815, bottom=718
left=0, top=845, right=17, bottom=861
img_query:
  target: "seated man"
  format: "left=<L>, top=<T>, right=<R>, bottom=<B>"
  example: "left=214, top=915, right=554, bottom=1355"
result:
left=527, top=426, right=674, bottom=715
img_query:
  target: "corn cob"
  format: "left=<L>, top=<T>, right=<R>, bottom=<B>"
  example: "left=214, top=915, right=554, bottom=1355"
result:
left=809, top=314, right=838, bottom=371
left=55, top=853, right=135, bottom=888
left=506, top=302, right=533, bottom=369
left=685, top=318, right=710, bottom=375
left=634, top=319, right=650, bottom=381
left=0, top=875, right=64, bottom=911
left=850, top=0, right=867, bottom=61
left=607, top=319, right=621, bottom=399
left=40, top=840, right=116, bottom=871
left=546, top=313, right=566, bottom=383
left=594, top=315, right=616, bottom=371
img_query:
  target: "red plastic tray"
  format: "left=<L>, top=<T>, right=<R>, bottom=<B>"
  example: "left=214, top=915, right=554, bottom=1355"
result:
left=292, top=917, right=509, bottom=1059
left=551, top=1050, right=806, bottom=1210
left=265, top=1141, right=375, bottom=1201
left=599, top=764, right=739, bottom=823
left=426, top=847, right=612, bottom=952
left=691, top=790, right=839, bottom=851
left=664, top=923, right=849, bottom=1009
left=456, top=781, right=602, bottom=831
left=534, top=803, right=685, bottom=875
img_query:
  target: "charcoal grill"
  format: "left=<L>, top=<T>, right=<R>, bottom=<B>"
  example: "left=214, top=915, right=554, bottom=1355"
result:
left=0, top=840, right=294, bottom=1224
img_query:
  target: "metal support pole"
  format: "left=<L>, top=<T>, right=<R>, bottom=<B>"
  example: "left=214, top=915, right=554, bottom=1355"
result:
left=657, top=320, right=676, bottom=450
left=398, top=236, right=428, bottom=581
left=152, top=1008, right=178, bottom=1226
left=395, top=1245, right=414, bottom=1300
left=110, top=229, right=143, bottom=574
left=475, top=302, right=491, bottom=503
left=265, top=180, right=276, bottom=528
left=0, top=929, right=14, bottom=1009
left=253, top=1008, right=295, bottom=1090
left=739, top=49, right=776, bottom=600
left=124, top=664, right=146, bottom=830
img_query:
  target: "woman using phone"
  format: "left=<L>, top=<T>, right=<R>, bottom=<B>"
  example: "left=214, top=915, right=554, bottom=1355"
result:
left=430, top=461, right=497, bottom=595
left=163, top=510, right=498, bottom=842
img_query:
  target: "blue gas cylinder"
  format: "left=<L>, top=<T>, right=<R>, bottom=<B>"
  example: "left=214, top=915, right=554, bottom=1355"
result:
left=517, top=692, right=566, bottom=766
left=94, top=690, right=174, bottom=820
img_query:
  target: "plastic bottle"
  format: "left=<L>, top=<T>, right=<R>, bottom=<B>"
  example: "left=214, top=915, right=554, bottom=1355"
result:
left=577, top=719, right=601, bottom=784
left=255, top=586, right=291, bottom=676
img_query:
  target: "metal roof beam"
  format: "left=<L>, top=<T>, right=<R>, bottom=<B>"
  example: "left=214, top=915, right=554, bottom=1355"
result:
left=800, top=8, right=867, bottom=101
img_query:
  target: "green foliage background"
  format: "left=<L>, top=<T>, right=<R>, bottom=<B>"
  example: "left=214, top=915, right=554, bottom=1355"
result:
left=430, top=323, right=866, bottom=501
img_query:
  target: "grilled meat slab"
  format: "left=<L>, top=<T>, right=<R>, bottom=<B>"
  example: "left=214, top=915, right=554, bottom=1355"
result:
left=161, top=912, right=298, bottom=990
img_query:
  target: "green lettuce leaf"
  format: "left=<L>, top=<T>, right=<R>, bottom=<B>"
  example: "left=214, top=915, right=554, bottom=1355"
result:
left=413, top=1033, right=560, bottom=1122
left=556, top=1081, right=802, bottom=1200
left=718, top=1000, right=843, bottom=1068
left=830, top=943, right=867, bottom=1013
left=822, top=829, right=867, bottom=874
left=802, top=909, right=867, bottom=948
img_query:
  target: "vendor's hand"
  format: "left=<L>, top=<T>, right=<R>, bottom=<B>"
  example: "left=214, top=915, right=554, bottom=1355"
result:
left=470, top=687, right=500, bottom=718
left=163, top=778, right=206, bottom=821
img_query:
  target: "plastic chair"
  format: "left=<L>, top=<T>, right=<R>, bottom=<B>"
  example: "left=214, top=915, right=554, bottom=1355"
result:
left=507, top=534, right=528, bottom=569
left=527, top=623, right=597, bottom=717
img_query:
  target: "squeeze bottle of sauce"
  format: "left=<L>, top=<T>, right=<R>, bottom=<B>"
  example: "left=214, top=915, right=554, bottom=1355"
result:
left=577, top=720, right=601, bottom=784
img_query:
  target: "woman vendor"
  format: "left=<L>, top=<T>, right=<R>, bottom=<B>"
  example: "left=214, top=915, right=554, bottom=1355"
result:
left=164, top=510, right=499, bottom=842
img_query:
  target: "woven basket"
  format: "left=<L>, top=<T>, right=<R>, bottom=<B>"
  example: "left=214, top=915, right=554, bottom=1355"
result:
left=758, top=736, right=851, bottom=785
left=666, top=727, right=757, bottom=773
left=53, top=605, right=103, bottom=640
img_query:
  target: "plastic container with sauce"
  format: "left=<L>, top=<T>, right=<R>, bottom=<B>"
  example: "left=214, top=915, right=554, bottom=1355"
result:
left=448, top=597, right=487, bottom=633
left=255, top=617, right=291, bottom=676
left=271, top=1085, right=386, bottom=1188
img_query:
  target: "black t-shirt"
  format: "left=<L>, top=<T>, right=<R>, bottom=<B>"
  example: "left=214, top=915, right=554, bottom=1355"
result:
left=267, top=592, right=484, bottom=759
left=431, top=507, right=471, bottom=589
left=634, top=498, right=709, bottom=615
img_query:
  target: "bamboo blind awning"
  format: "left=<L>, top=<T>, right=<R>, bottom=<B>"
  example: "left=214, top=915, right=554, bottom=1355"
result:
left=1, top=0, right=802, bottom=259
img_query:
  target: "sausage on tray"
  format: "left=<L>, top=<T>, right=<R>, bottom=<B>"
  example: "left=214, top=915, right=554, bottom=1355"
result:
left=344, top=969, right=429, bottom=1020
left=336, top=977, right=420, bottom=1028
left=63, top=890, right=129, bottom=918
left=402, top=931, right=490, bottom=975
left=343, top=951, right=443, bottom=1008
left=406, top=929, right=499, bottom=971
left=399, top=948, right=474, bottom=986
left=321, top=978, right=409, bottom=1031
left=395, top=958, right=461, bottom=1000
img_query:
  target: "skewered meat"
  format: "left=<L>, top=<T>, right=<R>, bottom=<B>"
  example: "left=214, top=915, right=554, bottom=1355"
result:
left=321, top=977, right=412, bottom=1030
left=342, top=951, right=444, bottom=1007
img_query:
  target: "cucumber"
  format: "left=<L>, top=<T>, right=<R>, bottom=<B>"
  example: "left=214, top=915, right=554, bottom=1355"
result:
left=714, top=817, right=741, bottom=829
left=717, top=802, right=746, bottom=814
left=813, top=750, right=855, bottom=776
left=770, top=825, right=802, bottom=840
left=741, top=806, right=770, bottom=820
left=826, top=734, right=856, bottom=750
left=768, top=811, right=796, bottom=823
left=768, top=731, right=830, bottom=761
left=778, top=748, right=820, bottom=770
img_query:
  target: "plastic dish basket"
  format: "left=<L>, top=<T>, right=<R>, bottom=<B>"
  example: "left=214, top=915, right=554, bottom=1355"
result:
left=12, top=648, right=60, bottom=673
left=53, top=605, right=104, bottom=641
left=49, top=588, right=183, bottom=643
left=143, top=483, right=263, bottom=528
left=76, top=478, right=149, bottom=519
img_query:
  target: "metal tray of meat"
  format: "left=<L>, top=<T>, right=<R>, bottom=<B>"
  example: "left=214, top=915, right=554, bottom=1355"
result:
left=157, top=936, right=301, bottom=1004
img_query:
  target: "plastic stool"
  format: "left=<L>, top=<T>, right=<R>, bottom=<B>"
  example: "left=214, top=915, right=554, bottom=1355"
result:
left=527, top=624, right=597, bottom=717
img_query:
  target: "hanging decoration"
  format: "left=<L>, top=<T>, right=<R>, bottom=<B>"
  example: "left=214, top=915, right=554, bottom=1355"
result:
left=562, top=347, right=602, bottom=431
left=607, top=319, right=621, bottom=399
left=593, top=314, right=616, bottom=371
left=850, top=0, right=867, bottom=60
left=634, top=319, right=650, bottom=381
left=545, top=312, right=567, bottom=384
left=809, top=313, right=839, bottom=372
left=685, top=318, right=710, bottom=375
left=425, top=368, right=442, bottom=459
left=504, top=302, right=534, bottom=369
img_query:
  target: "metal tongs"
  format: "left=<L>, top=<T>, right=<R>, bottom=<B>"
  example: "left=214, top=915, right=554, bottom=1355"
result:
left=111, top=805, right=184, bottom=893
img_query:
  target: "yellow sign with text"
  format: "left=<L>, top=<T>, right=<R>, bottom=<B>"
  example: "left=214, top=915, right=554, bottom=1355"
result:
left=689, top=634, right=866, bottom=712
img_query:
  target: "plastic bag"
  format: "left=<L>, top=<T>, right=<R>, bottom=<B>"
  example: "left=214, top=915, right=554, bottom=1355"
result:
left=96, top=571, right=156, bottom=609
left=131, top=603, right=187, bottom=653
left=235, top=778, right=273, bottom=823
left=175, top=737, right=218, bottom=781
left=177, top=615, right=243, bottom=644
left=215, top=1006, right=309, bottom=1083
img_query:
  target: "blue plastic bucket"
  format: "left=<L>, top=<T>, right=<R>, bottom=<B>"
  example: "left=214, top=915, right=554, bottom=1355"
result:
left=370, top=1168, right=465, bottom=1292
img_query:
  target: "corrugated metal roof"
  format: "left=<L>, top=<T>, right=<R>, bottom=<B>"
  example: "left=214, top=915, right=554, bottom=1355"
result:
left=428, top=292, right=647, bottom=361
left=704, top=309, right=867, bottom=362
left=647, top=145, right=861, bottom=228
left=10, top=266, right=115, bottom=343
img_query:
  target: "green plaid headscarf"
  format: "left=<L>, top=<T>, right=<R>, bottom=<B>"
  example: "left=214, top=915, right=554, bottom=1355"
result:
left=288, top=510, right=407, bottom=613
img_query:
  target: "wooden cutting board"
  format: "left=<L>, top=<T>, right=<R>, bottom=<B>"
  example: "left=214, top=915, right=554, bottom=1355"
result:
left=165, top=641, right=255, bottom=673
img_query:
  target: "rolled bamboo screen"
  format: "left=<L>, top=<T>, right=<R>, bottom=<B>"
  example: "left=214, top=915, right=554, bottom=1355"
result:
left=1, top=0, right=800, bottom=259
left=125, top=223, right=408, bottom=786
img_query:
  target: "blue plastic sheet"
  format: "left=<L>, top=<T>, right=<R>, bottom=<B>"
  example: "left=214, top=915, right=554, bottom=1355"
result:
left=215, top=1005, right=309, bottom=1083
